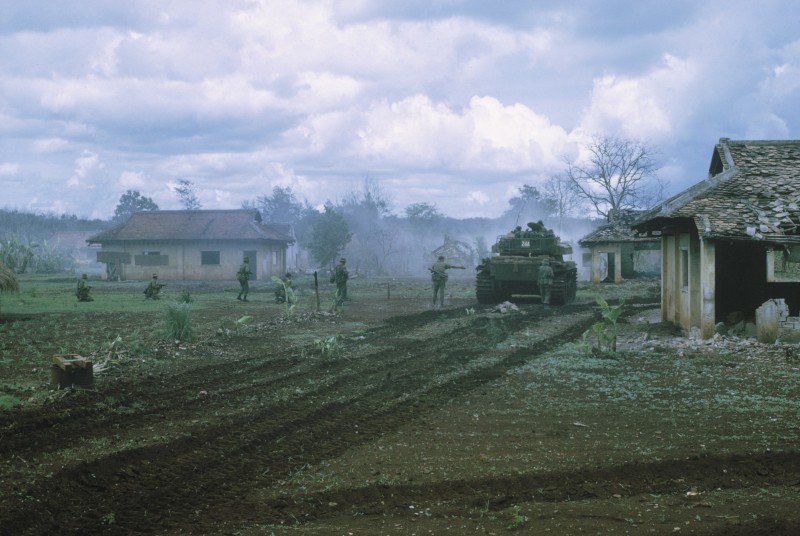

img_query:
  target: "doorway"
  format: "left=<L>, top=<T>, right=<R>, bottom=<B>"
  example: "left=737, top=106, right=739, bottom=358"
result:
left=244, top=250, right=257, bottom=280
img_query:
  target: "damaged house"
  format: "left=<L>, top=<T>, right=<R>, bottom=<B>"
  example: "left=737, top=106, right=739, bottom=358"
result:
left=88, top=209, right=294, bottom=281
left=431, top=236, right=474, bottom=277
left=578, top=210, right=661, bottom=283
left=633, top=138, right=800, bottom=338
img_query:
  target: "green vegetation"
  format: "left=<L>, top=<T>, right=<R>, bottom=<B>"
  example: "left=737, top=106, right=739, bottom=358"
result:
left=0, top=262, right=19, bottom=316
left=217, top=315, right=254, bottom=338
left=178, top=288, right=194, bottom=303
left=0, top=394, right=22, bottom=411
left=313, top=335, right=344, bottom=357
left=307, top=204, right=351, bottom=267
left=162, top=302, right=194, bottom=342
left=583, top=295, right=624, bottom=356
left=271, top=275, right=296, bottom=315
left=507, top=507, right=529, bottom=530
left=0, top=234, right=81, bottom=275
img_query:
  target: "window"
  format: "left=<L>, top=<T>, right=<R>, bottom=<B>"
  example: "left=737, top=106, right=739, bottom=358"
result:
left=201, top=251, right=220, bottom=265
left=770, top=247, right=800, bottom=282
left=135, top=252, right=168, bottom=266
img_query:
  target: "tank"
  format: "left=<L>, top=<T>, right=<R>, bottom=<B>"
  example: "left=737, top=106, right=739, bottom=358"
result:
left=476, top=221, right=577, bottom=305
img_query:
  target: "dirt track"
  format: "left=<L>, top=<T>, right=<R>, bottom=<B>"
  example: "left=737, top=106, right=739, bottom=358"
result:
left=2, top=293, right=799, bottom=535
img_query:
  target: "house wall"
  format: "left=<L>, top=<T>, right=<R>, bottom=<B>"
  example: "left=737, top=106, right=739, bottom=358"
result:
left=632, top=243, right=661, bottom=277
left=100, top=241, right=287, bottom=281
left=699, top=238, right=715, bottom=338
left=662, top=235, right=800, bottom=339
left=586, top=242, right=661, bottom=283
left=661, top=232, right=702, bottom=333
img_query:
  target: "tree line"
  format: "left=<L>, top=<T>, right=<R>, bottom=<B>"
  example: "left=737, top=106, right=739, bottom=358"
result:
left=2, top=135, right=662, bottom=275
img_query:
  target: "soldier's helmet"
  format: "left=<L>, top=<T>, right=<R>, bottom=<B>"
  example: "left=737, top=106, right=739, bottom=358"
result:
left=82, top=273, right=88, bottom=279
left=153, top=273, right=158, bottom=278
left=244, top=256, right=249, bottom=262
left=340, top=258, right=346, bottom=263
left=541, top=258, right=550, bottom=264
left=438, top=255, right=445, bottom=261
left=285, top=272, right=291, bottom=278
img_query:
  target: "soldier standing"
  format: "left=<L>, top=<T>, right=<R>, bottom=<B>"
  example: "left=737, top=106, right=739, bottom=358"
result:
left=538, top=258, right=554, bottom=306
left=144, top=273, right=164, bottom=299
left=76, top=273, right=93, bottom=302
left=237, top=256, right=251, bottom=301
left=430, top=255, right=464, bottom=309
left=332, top=258, right=349, bottom=307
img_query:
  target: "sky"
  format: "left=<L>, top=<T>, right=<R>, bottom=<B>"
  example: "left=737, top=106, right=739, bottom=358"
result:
left=2, top=0, right=800, bottom=221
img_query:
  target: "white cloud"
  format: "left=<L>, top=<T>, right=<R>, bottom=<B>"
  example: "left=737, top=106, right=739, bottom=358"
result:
left=580, top=54, right=699, bottom=141
left=2, top=0, right=800, bottom=220
left=118, top=170, right=146, bottom=189
left=33, top=138, right=70, bottom=153
left=0, top=163, right=20, bottom=175
left=465, top=190, right=489, bottom=205
left=464, top=96, right=570, bottom=170
left=300, top=94, right=574, bottom=174
left=66, top=151, right=103, bottom=188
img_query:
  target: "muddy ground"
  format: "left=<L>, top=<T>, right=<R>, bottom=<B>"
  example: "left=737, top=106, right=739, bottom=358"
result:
left=1, top=279, right=799, bottom=535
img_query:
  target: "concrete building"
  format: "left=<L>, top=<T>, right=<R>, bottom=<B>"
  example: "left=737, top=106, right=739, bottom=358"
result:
left=578, top=210, right=661, bottom=283
left=633, top=138, right=800, bottom=338
left=88, top=209, right=294, bottom=281
left=431, top=236, right=474, bottom=278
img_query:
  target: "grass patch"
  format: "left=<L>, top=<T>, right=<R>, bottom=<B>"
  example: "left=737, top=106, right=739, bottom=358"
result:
left=0, top=394, right=22, bottom=410
left=161, top=302, right=194, bottom=342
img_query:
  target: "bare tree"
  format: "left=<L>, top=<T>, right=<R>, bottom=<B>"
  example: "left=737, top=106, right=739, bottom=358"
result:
left=174, top=179, right=202, bottom=210
left=564, top=136, right=660, bottom=220
left=340, top=177, right=392, bottom=218
left=543, top=173, right=584, bottom=231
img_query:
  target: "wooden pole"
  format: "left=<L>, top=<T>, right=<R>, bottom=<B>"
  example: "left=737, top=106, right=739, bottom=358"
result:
left=313, top=271, right=321, bottom=311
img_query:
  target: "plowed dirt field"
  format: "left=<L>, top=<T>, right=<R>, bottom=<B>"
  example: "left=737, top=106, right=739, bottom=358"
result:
left=1, top=279, right=798, bottom=535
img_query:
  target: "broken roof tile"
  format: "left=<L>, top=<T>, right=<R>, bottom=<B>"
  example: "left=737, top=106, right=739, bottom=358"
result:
left=634, top=139, right=800, bottom=243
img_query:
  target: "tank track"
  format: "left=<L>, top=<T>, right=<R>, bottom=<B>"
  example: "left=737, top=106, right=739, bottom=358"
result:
left=549, top=270, right=577, bottom=305
left=475, top=272, right=496, bottom=304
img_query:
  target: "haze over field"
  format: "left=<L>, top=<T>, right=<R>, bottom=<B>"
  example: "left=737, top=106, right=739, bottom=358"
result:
left=2, top=0, right=800, bottom=219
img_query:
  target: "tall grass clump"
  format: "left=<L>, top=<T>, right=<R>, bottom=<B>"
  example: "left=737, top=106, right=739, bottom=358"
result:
left=162, top=302, right=194, bottom=342
left=0, top=261, right=19, bottom=316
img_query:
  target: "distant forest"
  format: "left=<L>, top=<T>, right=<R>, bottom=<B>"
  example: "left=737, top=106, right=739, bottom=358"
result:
left=0, top=201, right=599, bottom=277
left=0, top=209, right=109, bottom=241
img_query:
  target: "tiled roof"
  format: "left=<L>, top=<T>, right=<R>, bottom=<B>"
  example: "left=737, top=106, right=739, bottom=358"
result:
left=579, top=210, right=658, bottom=245
left=49, top=230, right=103, bottom=249
left=88, top=210, right=294, bottom=243
left=634, top=139, right=800, bottom=243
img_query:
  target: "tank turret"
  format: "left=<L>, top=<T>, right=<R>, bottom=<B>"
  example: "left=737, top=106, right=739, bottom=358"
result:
left=476, top=221, right=577, bottom=304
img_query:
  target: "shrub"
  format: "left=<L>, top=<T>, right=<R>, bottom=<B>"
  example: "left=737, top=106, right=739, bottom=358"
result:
left=0, top=394, right=22, bottom=411
left=162, top=302, right=194, bottom=342
left=583, top=295, right=624, bottom=356
left=314, top=335, right=343, bottom=357
left=178, top=288, right=194, bottom=303
left=217, top=315, right=254, bottom=338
